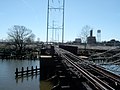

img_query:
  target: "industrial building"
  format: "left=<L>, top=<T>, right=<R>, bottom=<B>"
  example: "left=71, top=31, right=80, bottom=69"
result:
left=73, top=38, right=81, bottom=44
left=87, top=30, right=96, bottom=44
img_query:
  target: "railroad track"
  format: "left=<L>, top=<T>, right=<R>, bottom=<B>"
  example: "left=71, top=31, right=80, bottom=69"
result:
left=55, top=47, right=120, bottom=90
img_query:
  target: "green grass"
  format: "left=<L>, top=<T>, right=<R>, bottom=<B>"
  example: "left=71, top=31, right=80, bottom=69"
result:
left=40, top=81, right=53, bottom=90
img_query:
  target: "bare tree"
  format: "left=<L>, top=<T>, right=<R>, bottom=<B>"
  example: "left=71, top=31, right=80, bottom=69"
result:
left=8, top=25, right=35, bottom=57
left=80, top=25, right=91, bottom=50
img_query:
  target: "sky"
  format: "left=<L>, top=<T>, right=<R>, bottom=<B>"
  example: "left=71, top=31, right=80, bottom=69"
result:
left=0, top=0, right=120, bottom=42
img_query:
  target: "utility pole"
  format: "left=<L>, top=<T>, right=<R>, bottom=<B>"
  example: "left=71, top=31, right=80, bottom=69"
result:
left=46, top=0, right=49, bottom=44
left=52, top=20, right=55, bottom=42
left=46, top=0, right=65, bottom=44
left=62, top=0, right=65, bottom=43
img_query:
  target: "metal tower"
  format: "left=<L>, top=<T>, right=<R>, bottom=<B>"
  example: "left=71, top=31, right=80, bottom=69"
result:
left=97, top=30, right=101, bottom=42
left=46, top=0, right=65, bottom=43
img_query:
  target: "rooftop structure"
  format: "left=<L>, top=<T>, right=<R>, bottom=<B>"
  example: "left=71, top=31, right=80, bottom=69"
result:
left=87, top=30, right=96, bottom=44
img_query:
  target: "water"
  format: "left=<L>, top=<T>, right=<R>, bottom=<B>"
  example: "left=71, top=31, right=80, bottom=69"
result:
left=101, top=64, right=120, bottom=75
left=0, top=59, right=40, bottom=90
left=93, top=60, right=120, bottom=75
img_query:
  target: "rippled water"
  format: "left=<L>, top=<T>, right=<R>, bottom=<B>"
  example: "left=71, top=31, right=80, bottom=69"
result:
left=0, top=59, right=40, bottom=90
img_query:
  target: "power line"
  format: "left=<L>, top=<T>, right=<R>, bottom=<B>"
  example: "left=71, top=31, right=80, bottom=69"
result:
left=46, top=0, right=65, bottom=44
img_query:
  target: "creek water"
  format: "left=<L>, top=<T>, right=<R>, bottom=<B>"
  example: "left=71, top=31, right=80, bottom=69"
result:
left=101, top=64, right=120, bottom=75
left=0, top=59, right=40, bottom=90
left=94, top=60, right=120, bottom=75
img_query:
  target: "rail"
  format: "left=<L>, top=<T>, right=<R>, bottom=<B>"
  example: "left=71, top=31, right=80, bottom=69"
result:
left=55, top=47, right=120, bottom=90
left=62, top=53, right=114, bottom=90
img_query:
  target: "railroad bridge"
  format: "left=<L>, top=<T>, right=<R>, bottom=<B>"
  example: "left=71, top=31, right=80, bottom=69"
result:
left=40, top=45, right=120, bottom=90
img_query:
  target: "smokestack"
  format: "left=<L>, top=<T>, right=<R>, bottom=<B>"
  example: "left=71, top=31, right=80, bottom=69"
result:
left=90, top=30, right=93, bottom=37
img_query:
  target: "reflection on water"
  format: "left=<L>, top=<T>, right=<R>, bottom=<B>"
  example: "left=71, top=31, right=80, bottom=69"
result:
left=0, top=59, right=40, bottom=90
left=16, top=74, right=39, bottom=83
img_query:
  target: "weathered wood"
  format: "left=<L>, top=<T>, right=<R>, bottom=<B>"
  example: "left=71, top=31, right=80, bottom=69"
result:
left=22, top=67, right=24, bottom=76
left=15, top=66, right=40, bottom=77
left=16, top=68, right=18, bottom=77
left=31, top=66, right=33, bottom=75
left=36, top=66, right=37, bottom=74
left=27, top=67, right=28, bottom=75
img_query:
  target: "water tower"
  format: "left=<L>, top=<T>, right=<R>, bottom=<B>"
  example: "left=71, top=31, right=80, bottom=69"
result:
left=97, top=30, right=101, bottom=42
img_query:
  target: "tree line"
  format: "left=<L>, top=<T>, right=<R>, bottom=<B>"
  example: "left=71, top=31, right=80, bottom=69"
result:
left=0, top=25, right=42, bottom=60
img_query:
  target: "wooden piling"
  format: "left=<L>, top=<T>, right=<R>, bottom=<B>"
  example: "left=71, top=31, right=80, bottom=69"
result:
left=16, top=68, right=18, bottom=77
left=31, top=66, right=33, bottom=75
left=22, top=67, right=24, bottom=76
left=36, top=66, right=37, bottom=74
left=27, top=67, right=28, bottom=75
left=15, top=66, right=40, bottom=77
